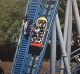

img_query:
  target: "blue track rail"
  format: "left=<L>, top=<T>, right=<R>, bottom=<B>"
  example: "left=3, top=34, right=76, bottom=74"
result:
left=12, top=0, right=44, bottom=74
left=27, top=0, right=44, bottom=21
left=20, top=1, right=50, bottom=74
left=12, top=0, right=60, bottom=74
left=24, top=0, right=60, bottom=74
left=33, top=0, right=60, bottom=73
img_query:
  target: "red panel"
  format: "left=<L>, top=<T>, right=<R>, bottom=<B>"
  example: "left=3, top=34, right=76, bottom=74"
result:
left=30, top=43, right=43, bottom=48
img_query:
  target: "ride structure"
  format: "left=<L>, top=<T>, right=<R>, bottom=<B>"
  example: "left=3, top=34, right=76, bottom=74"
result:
left=12, top=0, right=80, bottom=74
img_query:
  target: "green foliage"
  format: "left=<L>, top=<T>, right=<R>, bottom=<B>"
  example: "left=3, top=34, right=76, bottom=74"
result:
left=0, top=0, right=27, bottom=44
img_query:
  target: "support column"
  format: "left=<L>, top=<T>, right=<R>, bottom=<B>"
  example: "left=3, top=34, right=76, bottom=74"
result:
left=25, top=0, right=31, bottom=16
left=51, top=22, right=56, bottom=74
left=63, top=0, right=71, bottom=45
left=72, top=0, right=80, bottom=35
left=61, top=0, right=71, bottom=73
left=56, top=14, right=71, bottom=74
left=66, top=1, right=72, bottom=63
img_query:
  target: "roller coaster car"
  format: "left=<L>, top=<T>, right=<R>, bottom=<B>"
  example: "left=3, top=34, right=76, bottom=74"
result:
left=30, top=17, right=48, bottom=48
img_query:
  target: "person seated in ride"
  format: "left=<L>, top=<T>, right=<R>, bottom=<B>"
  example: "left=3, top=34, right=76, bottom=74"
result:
left=33, top=26, right=40, bottom=37
left=35, top=26, right=40, bottom=33
left=38, top=33, right=44, bottom=39
left=32, top=26, right=39, bottom=37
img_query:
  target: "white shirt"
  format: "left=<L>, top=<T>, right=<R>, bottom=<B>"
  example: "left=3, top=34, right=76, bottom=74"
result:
left=23, top=21, right=28, bottom=28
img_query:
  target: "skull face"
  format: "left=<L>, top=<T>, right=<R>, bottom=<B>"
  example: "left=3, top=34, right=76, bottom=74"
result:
left=38, top=20, right=46, bottom=24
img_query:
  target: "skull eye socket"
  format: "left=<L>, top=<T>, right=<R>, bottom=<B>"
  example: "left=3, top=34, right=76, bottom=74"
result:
left=38, top=20, right=46, bottom=24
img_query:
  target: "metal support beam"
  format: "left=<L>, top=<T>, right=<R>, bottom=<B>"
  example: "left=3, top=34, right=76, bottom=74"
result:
left=72, top=0, right=80, bottom=35
left=51, top=22, right=56, bottom=74
left=60, top=0, right=71, bottom=73
left=56, top=14, right=71, bottom=74
left=63, top=0, right=71, bottom=45
left=25, top=0, right=31, bottom=16
left=66, top=0, right=72, bottom=63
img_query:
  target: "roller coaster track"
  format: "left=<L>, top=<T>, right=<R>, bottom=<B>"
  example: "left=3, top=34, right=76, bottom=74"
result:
left=12, top=0, right=80, bottom=74
left=12, top=0, right=60, bottom=74
left=32, top=0, right=60, bottom=74
left=12, top=0, right=44, bottom=74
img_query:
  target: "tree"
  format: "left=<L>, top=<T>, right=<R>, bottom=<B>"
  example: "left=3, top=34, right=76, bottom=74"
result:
left=0, top=0, right=27, bottom=45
